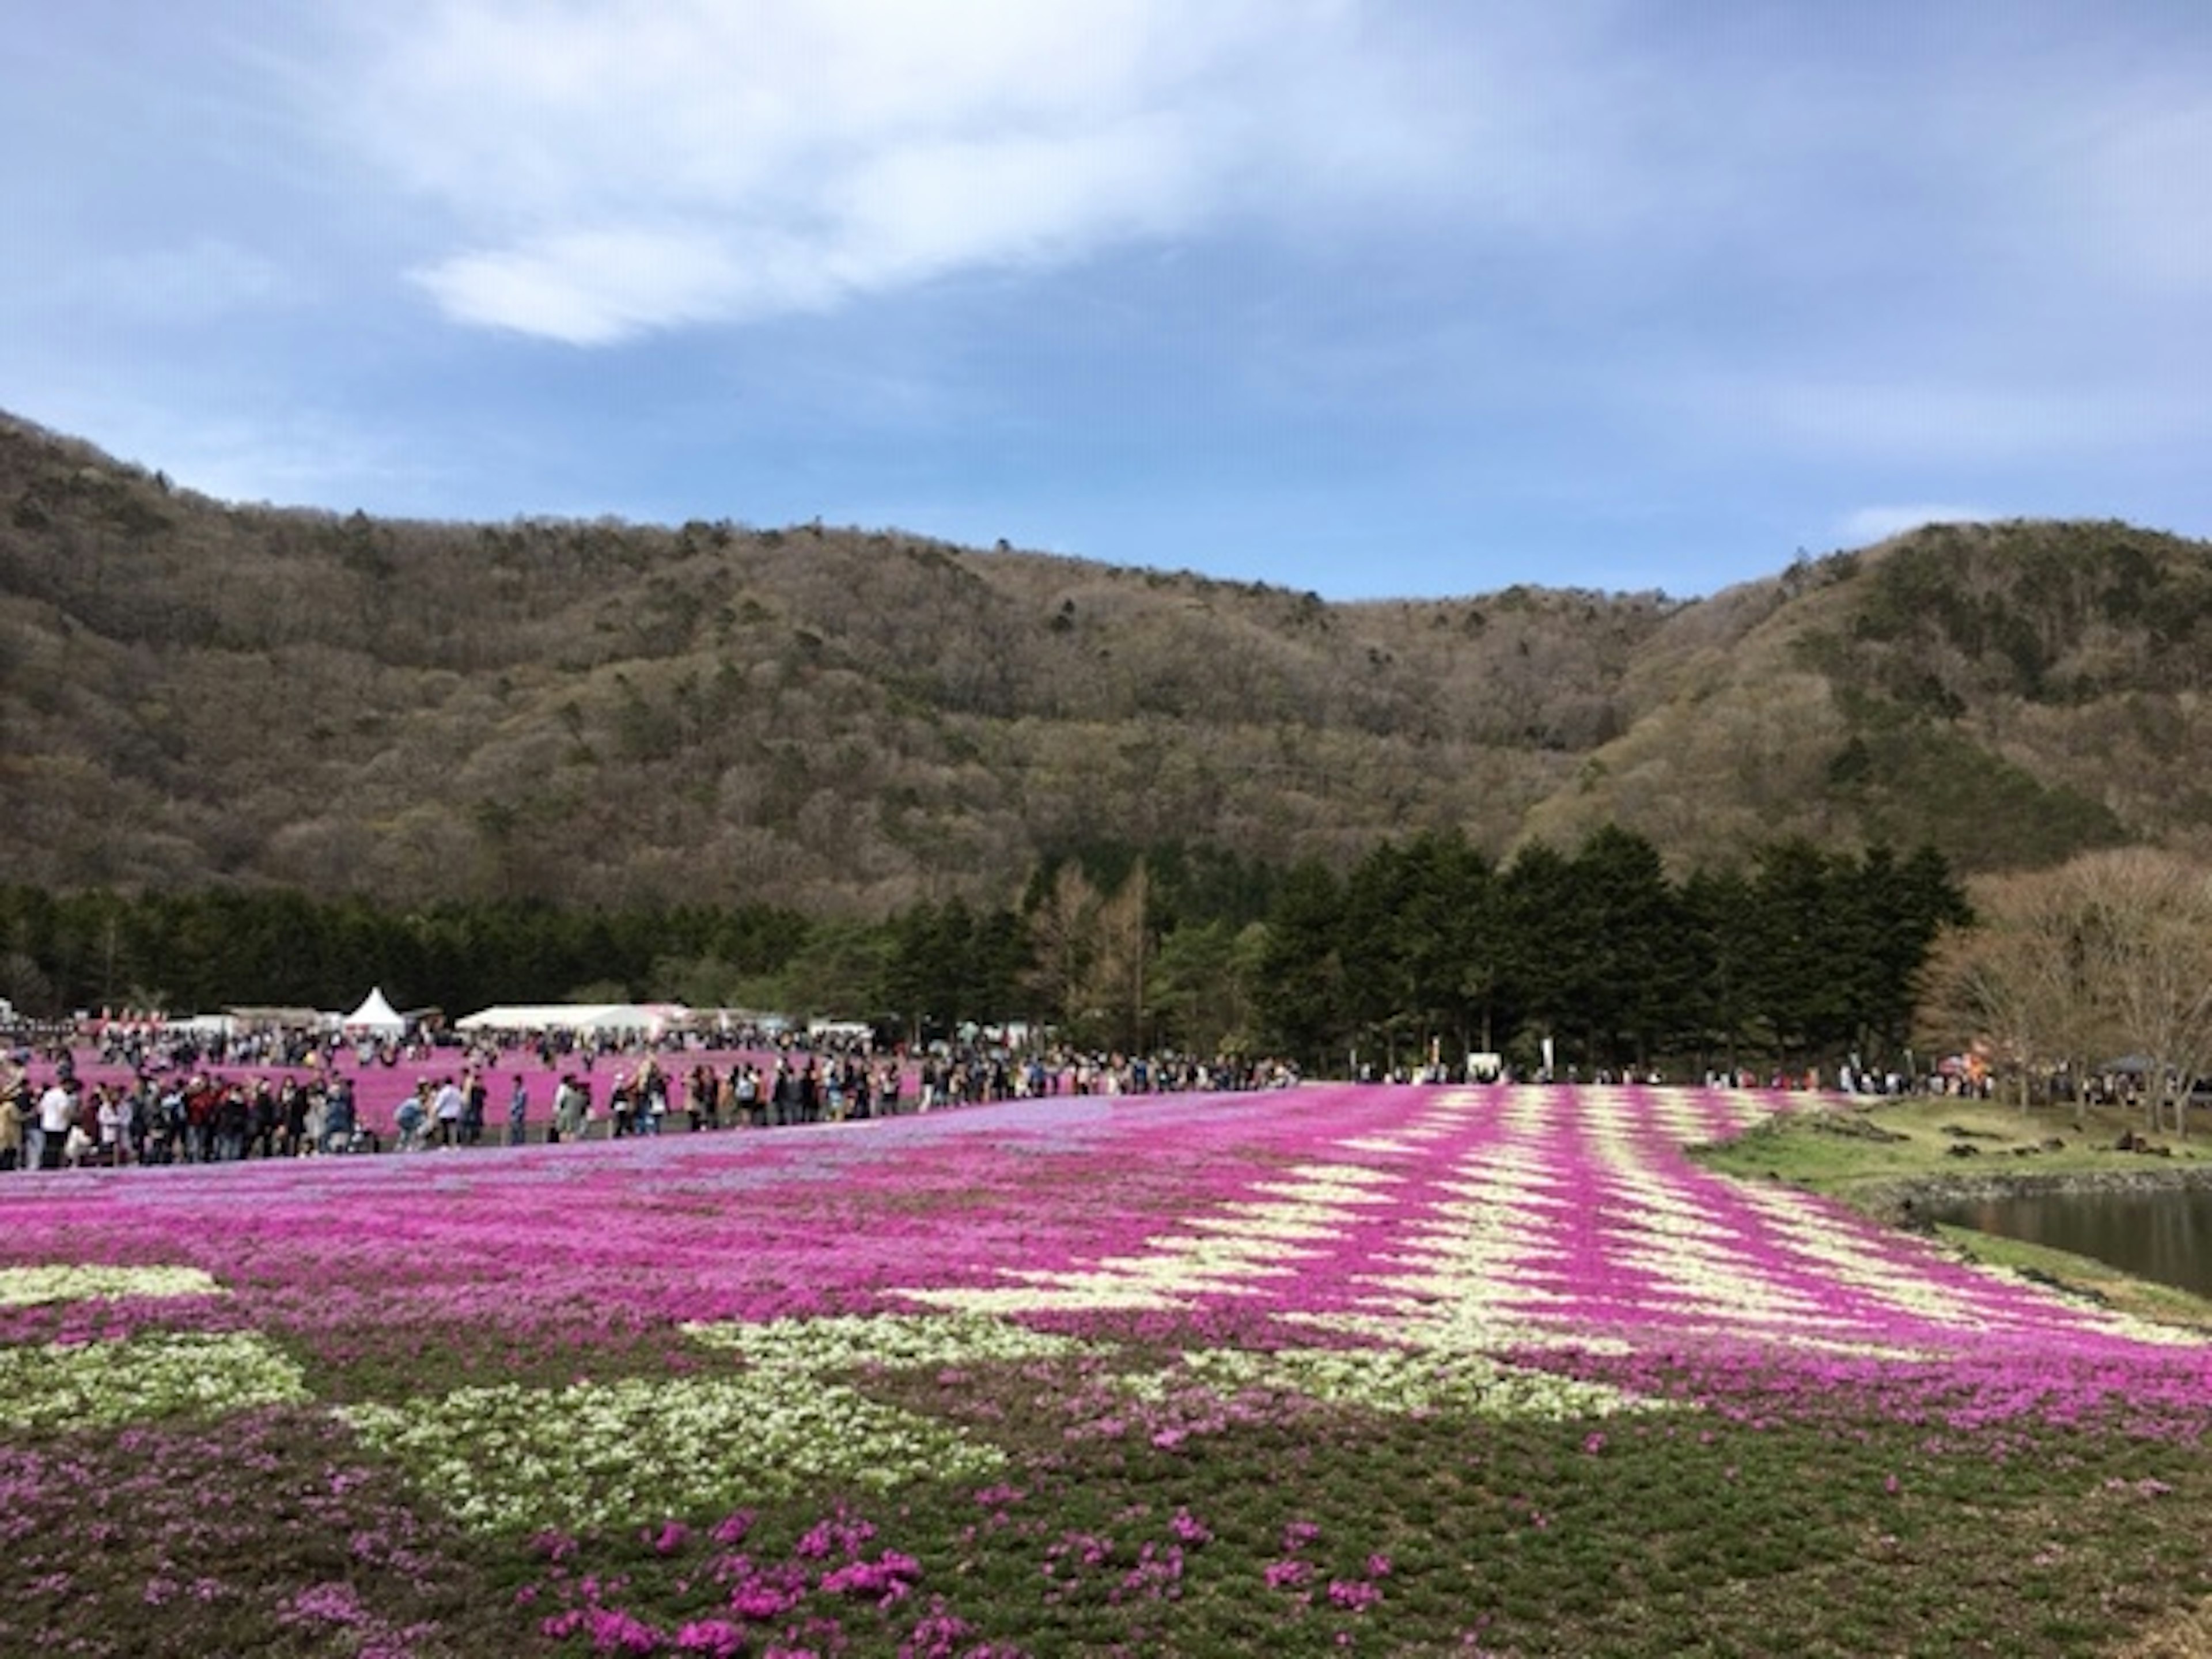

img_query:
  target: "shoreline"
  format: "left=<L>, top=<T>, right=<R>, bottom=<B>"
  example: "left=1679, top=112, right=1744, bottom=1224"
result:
left=1839, top=1161, right=2212, bottom=1228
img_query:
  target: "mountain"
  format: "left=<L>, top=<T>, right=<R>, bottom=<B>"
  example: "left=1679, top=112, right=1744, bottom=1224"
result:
left=2, top=411, right=2206, bottom=911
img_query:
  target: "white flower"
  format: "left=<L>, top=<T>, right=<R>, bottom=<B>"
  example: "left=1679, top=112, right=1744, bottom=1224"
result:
left=0, top=1332, right=307, bottom=1429
left=0, top=1264, right=225, bottom=1306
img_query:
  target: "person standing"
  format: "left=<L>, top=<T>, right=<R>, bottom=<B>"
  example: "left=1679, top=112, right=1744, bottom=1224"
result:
left=0, top=1082, right=25, bottom=1172
left=37, top=1076, right=77, bottom=1170
left=506, top=1073, right=529, bottom=1146
left=431, top=1075, right=464, bottom=1147
left=97, top=1085, right=130, bottom=1165
left=554, top=1074, right=588, bottom=1143
left=461, top=1070, right=487, bottom=1146
left=322, top=1077, right=357, bottom=1153
left=279, top=1078, right=307, bottom=1158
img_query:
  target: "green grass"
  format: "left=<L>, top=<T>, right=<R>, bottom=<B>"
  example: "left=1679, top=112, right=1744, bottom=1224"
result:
left=1694, top=1096, right=2212, bottom=1333
left=1693, top=1095, right=2210, bottom=1191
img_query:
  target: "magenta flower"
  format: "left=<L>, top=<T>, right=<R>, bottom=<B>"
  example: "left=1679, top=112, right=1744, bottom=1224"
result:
left=1328, top=1577, right=1383, bottom=1611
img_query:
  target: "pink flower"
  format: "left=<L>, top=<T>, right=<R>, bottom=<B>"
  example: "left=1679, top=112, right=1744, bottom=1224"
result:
left=1328, top=1577, right=1383, bottom=1612
left=674, top=1619, right=747, bottom=1657
left=710, top=1510, right=756, bottom=1547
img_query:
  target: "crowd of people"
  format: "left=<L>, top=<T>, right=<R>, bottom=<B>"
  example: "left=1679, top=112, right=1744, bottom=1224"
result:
left=0, top=1067, right=371, bottom=1171
left=0, top=1027, right=1300, bottom=1173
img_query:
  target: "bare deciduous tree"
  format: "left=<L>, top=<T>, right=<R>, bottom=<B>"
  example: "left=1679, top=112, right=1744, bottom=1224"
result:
left=1918, top=870, right=2098, bottom=1111
left=2074, top=849, right=2212, bottom=1136
left=1921, top=849, right=2212, bottom=1134
left=1025, top=864, right=1101, bottom=1036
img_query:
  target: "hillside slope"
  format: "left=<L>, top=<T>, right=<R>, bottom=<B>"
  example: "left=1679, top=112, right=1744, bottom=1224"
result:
left=3, top=413, right=2206, bottom=908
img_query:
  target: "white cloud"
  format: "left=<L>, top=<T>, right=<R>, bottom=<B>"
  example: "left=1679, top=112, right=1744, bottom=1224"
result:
left=321, top=0, right=1336, bottom=342
left=327, top=3, right=2212, bottom=352
left=417, top=226, right=767, bottom=344
left=1835, top=503, right=1999, bottom=545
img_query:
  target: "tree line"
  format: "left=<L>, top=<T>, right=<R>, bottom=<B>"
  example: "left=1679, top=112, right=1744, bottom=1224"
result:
left=0, top=828, right=1968, bottom=1078
left=1917, top=846, right=2212, bottom=1133
left=1253, top=828, right=1967, bottom=1075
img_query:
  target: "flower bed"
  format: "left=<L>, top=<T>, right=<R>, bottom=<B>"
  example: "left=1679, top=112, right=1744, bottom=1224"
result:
left=2, top=1083, right=2209, bottom=1654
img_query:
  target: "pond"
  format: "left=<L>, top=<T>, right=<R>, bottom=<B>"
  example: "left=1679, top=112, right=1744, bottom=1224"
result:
left=1931, top=1185, right=2212, bottom=1300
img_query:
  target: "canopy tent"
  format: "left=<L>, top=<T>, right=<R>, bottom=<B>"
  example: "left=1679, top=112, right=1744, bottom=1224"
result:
left=454, top=1003, right=686, bottom=1038
left=341, top=987, right=407, bottom=1035
left=166, top=1013, right=239, bottom=1039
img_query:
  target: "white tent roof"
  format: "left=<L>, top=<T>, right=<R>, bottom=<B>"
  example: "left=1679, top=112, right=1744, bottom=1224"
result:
left=341, top=987, right=406, bottom=1033
left=455, top=1003, right=684, bottom=1036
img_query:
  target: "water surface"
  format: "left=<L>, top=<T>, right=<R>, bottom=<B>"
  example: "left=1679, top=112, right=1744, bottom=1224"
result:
left=1934, top=1185, right=2212, bottom=1299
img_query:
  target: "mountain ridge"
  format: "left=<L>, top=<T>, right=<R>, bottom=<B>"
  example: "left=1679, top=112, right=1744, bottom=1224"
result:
left=3, top=411, right=2205, bottom=910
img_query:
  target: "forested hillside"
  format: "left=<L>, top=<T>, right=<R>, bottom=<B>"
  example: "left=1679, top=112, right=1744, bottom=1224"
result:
left=4, top=411, right=2209, bottom=917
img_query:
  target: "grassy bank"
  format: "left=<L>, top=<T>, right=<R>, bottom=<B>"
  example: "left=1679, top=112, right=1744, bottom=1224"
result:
left=1693, top=1094, right=2212, bottom=1332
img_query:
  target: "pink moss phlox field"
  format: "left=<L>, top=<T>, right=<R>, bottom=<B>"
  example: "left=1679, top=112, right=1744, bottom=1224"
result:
left=8, top=1079, right=2212, bottom=1653
left=533, top=1501, right=992, bottom=1657
left=3, top=1082, right=2208, bottom=1435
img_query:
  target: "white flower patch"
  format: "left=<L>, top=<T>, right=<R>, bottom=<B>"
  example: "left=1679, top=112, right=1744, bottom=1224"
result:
left=995, top=1254, right=1294, bottom=1300
left=1344, top=1225, right=1588, bottom=1334
left=1435, top=1179, right=1575, bottom=1210
left=1736, top=1191, right=2210, bottom=1351
left=899, top=1283, right=1184, bottom=1314
left=1612, top=1206, right=1746, bottom=1245
left=1372, top=1122, right=1459, bottom=1144
left=1606, top=1243, right=1838, bottom=1334
left=1384, top=1229, right=1568, bottom=1283
left=0, top=1264, right=225, bottom=1306
left=1282, top=1162, right=1402, bottom=1188
left=2065, top=1308, right=2212, bottom=1348
left=1647, top=1100, right=1738, bottom=1143
left=1178, top=1344, right=1652, bottom=1421
left=343, top=1371, right=1005, bottom=1533
left=1131, top=1234, right=1313, bottom=1279
left=682, top=1312, right=1102, bottom=1372
left=1183, top=1211, right=1346, bottom=1243
left=1245, top=1179, right=1398, bottom=1207
left=891, top=1156, right=1400, bottom=1317
left=1289, top=1306, right=1639, bottom=1359
left=899, top=1211, right=1337, bottom=1313
left=0, top=1331, right=308, bottom=1430
left=1728, top=1185, right=2061, bottom=1342
left=1006, top=1266, right=1276, bottom=1300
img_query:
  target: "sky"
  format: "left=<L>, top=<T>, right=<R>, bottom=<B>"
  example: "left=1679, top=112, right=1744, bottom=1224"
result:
left=5, top=1, right=2210, bottom=601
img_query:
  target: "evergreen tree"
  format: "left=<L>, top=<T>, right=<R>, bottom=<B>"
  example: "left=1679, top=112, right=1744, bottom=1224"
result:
left=1255, top=859, right=1350, bottom=1070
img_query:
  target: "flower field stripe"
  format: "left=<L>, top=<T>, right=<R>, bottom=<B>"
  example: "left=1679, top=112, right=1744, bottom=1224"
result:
left=0, top=1264, right=225, bottom=1306
left=340, top=1371, right=1008, bottom=1533
left=887, top=1084, right=2212, bottom=1376
left=0, top=1331, right=309, bottom=1431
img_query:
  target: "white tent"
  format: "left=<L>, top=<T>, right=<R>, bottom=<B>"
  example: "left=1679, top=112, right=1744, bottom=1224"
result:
left=341, top=987, right=407, bottom=1035
left=455, top=1003, right=684, bottom=1037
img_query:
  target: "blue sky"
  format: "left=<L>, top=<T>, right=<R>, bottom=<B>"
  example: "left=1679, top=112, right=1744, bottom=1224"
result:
left=5, top=1, right=2209, bottom=600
